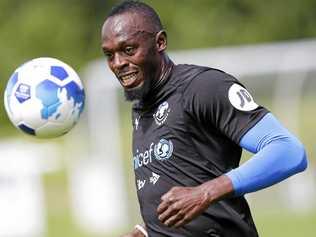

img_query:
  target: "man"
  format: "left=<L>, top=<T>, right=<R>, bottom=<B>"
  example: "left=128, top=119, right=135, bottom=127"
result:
left=101, top=1, right=307, bottom=236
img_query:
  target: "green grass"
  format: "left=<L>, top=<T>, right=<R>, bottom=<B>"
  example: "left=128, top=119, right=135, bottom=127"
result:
left=255, top=210, right=316, bottom=236
left=43, top=170, right=127, bottom=237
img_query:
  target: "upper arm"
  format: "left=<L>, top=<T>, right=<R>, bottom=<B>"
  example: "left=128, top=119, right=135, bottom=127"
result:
left=240, top=113, right=308, bottom=172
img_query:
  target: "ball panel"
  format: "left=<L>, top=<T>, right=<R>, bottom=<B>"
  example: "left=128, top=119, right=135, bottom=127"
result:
left=36, top=80, right=61, bottom=119
left=42, top=101, right=62, bottom=120
left=18, top=60, right=50, bottom=86
left=19, top=98, right=46, bottom=128
left=5, top=95, right=23, bottom=125
left=51, top=66, right=69, bottom=81
left=4, top=71, right=19, bottom=116
left=48, top=87, right=74, bottom=122
left=36, top=121, right=72, bottom=138
left=64, top=81, right=85, bottom=115
left=18, top=123, right=36, bottom=136
left=6, top=72, right=19, bottom=97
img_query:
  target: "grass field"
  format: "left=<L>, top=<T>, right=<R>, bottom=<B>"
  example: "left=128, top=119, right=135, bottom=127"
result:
left=255, top=210, right=316, bottom=236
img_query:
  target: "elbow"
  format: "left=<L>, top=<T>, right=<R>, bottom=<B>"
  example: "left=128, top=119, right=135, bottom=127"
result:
left=289, top=138, right=308, bottom=174
left=296, top=142, right=308, bottom=172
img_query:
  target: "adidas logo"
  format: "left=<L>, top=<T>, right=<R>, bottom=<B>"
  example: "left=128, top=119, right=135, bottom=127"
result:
left=149, top=172, right=160, bottom=185
left=137, top=179, right=146, bottom=190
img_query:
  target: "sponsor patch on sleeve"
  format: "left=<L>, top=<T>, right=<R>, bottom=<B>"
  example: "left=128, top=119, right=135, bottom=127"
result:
left=228, top=84, right=258, bottom=111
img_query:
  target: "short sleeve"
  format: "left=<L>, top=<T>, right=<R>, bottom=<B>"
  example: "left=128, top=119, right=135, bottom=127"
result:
left=183, top=69, right=269, bottom=144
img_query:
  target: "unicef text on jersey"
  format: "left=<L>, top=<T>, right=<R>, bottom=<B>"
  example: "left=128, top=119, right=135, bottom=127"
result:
left=133, top=139, right=174, bottom=170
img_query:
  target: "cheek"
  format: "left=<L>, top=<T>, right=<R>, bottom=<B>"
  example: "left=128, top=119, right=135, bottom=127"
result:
left=106, top=61, right=118, bottom=76
left=107, top=58, right=118, bottom=70
left=133, top=51, right=147, bottom=65
left=135, top=51, right=157, bottom=70
left=129, top=45, right=159, bottom=76
left=135, top=45, right=157, bottom=65
left=105, top=59, right=112, bottom=68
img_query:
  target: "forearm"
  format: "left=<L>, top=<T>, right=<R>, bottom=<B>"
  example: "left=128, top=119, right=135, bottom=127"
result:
left=199, top=174, right=234, bottom=204
left=227, top=138, right=306, bottom=196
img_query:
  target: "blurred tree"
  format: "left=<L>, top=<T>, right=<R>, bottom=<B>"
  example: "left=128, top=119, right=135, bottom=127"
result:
left=146, top=0, right=316, bottom=48
left=1, top=0, right=316, bottom=134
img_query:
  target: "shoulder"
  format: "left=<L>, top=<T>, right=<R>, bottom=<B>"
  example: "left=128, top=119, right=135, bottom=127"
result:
left=170, top=64, right=209, bottom=88
left=170, top=64, right=237, bottom=91
left=182, top=67, right=241, bottom=102
left=189, top=68, right=238, bottom=93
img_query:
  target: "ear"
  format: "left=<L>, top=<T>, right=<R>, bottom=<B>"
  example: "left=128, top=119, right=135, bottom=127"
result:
left=155, top=30, right=167, bottom=52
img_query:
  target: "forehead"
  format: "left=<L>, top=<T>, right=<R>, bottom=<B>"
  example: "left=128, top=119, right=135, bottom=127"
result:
left=101, top=12, right=151, bottom=45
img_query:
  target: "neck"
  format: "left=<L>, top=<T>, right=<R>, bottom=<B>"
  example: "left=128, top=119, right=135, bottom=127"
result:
left=152, top=54, right=174, bottom=91
left=136, top=54, right=174, bottom=106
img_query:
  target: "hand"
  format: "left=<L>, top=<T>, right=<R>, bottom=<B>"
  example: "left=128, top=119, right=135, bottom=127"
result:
left=157, top=175, right=233, bottom=228
left=157, top=185, right=210, bottom=228
left=120, top=226, right=146, bottom=237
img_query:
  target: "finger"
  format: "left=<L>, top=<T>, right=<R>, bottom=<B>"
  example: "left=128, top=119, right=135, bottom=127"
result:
left=159, top=200, right=183, bottom=223
left=157, top=200, right=169, bottom=214
left=160, top=191, right=173, bottom=202
left=164, top=211, right=185, bottom=227
left=174, top=213, right=194, bottom=228
left=158, top=193, right=176, bottom=213
left=174, top=206, right=201, bottom=228
left=174, top=217, right=188, bottom=228
left=158, top=204, right=179, bottom=223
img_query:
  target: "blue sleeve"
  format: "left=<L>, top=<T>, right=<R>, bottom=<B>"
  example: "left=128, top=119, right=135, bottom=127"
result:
left=225, top=113, right=307, bottom=196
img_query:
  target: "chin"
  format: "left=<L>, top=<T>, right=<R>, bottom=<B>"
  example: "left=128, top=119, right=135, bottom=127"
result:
left=124, top=81, right=149, bottom=102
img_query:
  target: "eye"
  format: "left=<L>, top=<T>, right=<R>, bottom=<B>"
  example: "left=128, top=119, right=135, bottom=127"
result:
left=124, top=46, right=135, bottom=55
left=103, top=50, right=113, bottom=60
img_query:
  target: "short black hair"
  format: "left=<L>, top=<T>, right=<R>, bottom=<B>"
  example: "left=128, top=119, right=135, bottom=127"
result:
left=107, top=1, right=163, bottom=32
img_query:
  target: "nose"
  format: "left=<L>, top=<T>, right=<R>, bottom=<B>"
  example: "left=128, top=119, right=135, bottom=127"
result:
left=112, top=53, right=128, bottom=71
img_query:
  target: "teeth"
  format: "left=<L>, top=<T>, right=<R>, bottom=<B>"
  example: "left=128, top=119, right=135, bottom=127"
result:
left=121, top=73, right=137, bottom=82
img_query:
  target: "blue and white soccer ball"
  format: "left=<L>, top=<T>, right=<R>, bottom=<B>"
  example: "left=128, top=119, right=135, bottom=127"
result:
left=4, top=57, right=85, bottom=138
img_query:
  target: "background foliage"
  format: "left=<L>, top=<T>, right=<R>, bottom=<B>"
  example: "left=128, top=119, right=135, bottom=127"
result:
left=1, top=0, right=316, bottom=134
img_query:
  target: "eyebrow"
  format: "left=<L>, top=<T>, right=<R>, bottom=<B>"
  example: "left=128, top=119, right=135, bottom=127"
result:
left=134, top=30, right=157, bottom=36
left=102, top=30, right=157, bottom=50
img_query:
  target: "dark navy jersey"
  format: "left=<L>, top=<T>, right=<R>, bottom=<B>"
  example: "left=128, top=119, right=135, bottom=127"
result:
left=132, top=64, right=268, bottom=237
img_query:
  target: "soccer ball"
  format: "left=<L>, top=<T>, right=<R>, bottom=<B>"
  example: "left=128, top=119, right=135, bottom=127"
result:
left=4, top=57, right=85, bottom=138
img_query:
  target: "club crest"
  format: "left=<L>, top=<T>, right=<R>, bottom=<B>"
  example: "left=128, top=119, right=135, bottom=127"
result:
left=154, top=139, right=173, bottom=161
left=153, top=101, right=170, bottom=126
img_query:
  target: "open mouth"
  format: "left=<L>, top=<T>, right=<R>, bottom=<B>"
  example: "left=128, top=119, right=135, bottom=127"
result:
left=119, top=71, right=140, bottom=89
